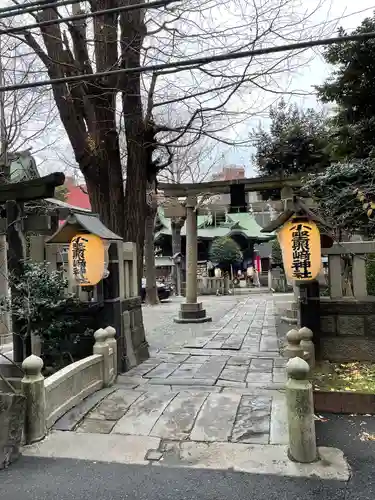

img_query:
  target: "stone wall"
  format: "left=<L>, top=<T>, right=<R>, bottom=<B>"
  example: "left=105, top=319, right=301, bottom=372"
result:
left=319, top=298, right=375, bottom=362
left=120, top=298, right=149, bottom=371
left=0, top=392, right=25, bottom=469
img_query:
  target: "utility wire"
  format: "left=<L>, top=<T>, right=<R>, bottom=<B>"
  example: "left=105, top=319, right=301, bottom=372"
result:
left=2, top=29, right=375, bottom=93
left=0, top=0, right=179, bottom=35
left=0, top=0, right=83, bottom=21
left=0, top=0, right=72, bottom=15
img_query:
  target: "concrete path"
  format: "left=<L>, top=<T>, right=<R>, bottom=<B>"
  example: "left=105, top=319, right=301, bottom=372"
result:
left=22, top=294, right=348, bottom=480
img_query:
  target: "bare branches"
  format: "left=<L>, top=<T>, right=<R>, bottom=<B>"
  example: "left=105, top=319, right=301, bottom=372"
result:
left=0, top=20, right=59, bottom=159
left=144, top=0, right=333, bottom=148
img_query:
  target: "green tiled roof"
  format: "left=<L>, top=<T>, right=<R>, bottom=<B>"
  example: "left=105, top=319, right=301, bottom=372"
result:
left=225, top=212, right=270, bottom=240
left=155, top=207, right=272, bottom=241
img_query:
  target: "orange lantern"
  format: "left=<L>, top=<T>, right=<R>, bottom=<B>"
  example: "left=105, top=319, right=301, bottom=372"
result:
left=277, top=219, right=321, bottom=281
left=68, top=233, right=106, bottom=286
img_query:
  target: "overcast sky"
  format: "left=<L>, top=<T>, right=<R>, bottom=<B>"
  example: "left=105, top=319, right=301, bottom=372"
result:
left=6, top=0, right=375, bottom=180
left=234, top=0, right=375, bottom=175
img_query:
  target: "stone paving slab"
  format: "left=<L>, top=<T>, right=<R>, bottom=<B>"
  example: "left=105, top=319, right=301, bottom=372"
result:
left=52, top=387, right=117, bottom=431
left=231, top=396, right=271, bottom=444
left=219, top=365, right=248, bottom=382
left=56, top=295, right=290, bottom=449
left=270, top=396, right=289, bottom=445
left=145, top=362, right=179, bottom=378
left=87, top=389, right=143, bottom=421
left=22, top=431, right=350, bottom=481
left=150, top=392, right=208, bottom=440
left=77, top=419, right=116, bottom=434
left=23, top=431, right=161, bottom=465
left=111, top=392, right=177, bottom=436
left=155, top=441, right=350, bottom=481
left=190, top=393, right=242, bottom=442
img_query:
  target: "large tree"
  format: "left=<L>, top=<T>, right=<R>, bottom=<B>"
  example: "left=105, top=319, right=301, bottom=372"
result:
left=316, top=13, right=375, bottom=161
left=11, top=0, right=331, bottom=278
left=304, top=159, right=375, bottom=239
left=252, top=99, right=331, bottom=179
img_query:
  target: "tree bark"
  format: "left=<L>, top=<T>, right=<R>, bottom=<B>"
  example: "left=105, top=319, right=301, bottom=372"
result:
left=144, top=204, right=159, bottom=305
left=23, top=4, right=152, bottom=294
left=120, top=5, right=149, bottom=288
left=26, top=6, right=125, bottom=238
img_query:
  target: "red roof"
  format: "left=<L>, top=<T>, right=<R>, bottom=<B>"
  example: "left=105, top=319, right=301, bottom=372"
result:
left=66, top=184, right=91, bottom=210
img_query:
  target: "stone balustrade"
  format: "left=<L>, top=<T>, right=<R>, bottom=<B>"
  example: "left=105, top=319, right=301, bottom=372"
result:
left=21, top=327, right=117, bottom=444
left=197, top=277, right=230, bottom=295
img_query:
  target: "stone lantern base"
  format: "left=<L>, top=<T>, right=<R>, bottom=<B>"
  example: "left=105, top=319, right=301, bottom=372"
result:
left=174, top=302, right=212, bottom=324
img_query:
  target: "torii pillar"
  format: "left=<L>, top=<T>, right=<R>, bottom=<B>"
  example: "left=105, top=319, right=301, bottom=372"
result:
left=174, top=196, right=211, bottom=324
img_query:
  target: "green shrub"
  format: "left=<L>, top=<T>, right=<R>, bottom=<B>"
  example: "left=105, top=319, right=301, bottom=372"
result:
left=0, top=261, right=93, bottom=369
left=209, top=237, right=242, bottom=267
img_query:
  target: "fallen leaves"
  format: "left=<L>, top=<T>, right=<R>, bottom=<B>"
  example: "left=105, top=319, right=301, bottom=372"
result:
left=314, top=414, right=328, bottom=422
left=360, top=432, right=375, bottom=441
left=313, top=361, right=375, bottom=394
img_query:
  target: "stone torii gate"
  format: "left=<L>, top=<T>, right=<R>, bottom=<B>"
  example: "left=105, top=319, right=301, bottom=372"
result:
left=159, top=175, right=304, bottom=323
left=0, top=172, right=65, bottom=362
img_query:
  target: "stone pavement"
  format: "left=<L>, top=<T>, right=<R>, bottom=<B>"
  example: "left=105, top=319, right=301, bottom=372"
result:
left=23, top=294, right=349, bottom=479
left=51, top=295, right=289, bottom=446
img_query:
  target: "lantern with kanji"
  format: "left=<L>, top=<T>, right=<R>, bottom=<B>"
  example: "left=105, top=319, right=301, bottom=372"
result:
left=68, top=233, right=106, bottom=286
left=46, top=212, right=123, bottom=288
left=260, top=195, right=333, bottom=282
left=277, top=219, right=321, bottom=281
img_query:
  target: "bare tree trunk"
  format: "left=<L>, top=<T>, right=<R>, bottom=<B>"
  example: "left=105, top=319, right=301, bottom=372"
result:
left=144, top=204, right=159, bottom=305
left=120, top=5, right=149, bottom=291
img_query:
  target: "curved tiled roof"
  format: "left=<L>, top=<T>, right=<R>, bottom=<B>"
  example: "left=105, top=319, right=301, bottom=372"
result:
left=155, top=207, right=273, bottom=241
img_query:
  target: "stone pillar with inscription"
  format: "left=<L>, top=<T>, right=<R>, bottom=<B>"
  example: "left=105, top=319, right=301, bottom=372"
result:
left=0, top=231, right=10, bottom=345
left=174, top=196, right=212, bottom=324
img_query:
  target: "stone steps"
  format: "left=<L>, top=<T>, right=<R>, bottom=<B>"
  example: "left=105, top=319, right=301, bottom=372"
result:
left=22, top=430, right=350, bottom=480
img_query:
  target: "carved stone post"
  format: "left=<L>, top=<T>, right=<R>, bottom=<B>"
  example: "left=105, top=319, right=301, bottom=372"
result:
left=21, top=354, right=46, bottom=444
left=105, top=325, right=118, bottom=379
left=0, top=232, right=11, bottom=345
left=284, top=329, right=304, bottom=360
left=93, top=328, right=110, bottom=387
left=174, top=196, right=211, bottom=324
left=299, top=326, right=315, bottom=369
left=286, top=357, right=317, bottom=463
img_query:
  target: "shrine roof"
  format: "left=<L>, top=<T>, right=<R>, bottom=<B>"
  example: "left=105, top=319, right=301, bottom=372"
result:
left=155, top=207, right=273, bottom=241
left=46, top=212, right=122, bottom=244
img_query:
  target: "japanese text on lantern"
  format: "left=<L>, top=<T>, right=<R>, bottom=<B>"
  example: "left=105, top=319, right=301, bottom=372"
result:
left=71, top=236, right=90, bottom=284
left=290, top=223, right=312, bottom=279
left=277, top=218, right=321, bottom=282
left=69, top=233, right=106, bottom=286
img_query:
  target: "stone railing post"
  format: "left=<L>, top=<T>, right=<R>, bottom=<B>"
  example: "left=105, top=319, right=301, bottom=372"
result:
left=286, top=357, right=317, bottom=463
left=299, top=327, right=315, bottom=369
left=21, top=355, right=46, bottom=444
left=105, top=326, right=118, bottom=377
left=284, top=329, right=303, bottom=360
left=93, top=328, right=110, bottom=387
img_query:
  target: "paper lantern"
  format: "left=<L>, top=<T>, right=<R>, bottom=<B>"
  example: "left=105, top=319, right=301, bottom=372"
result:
left=69, top=233, right=106, bottom=286
left=277, top=219, right=321, bottom=281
